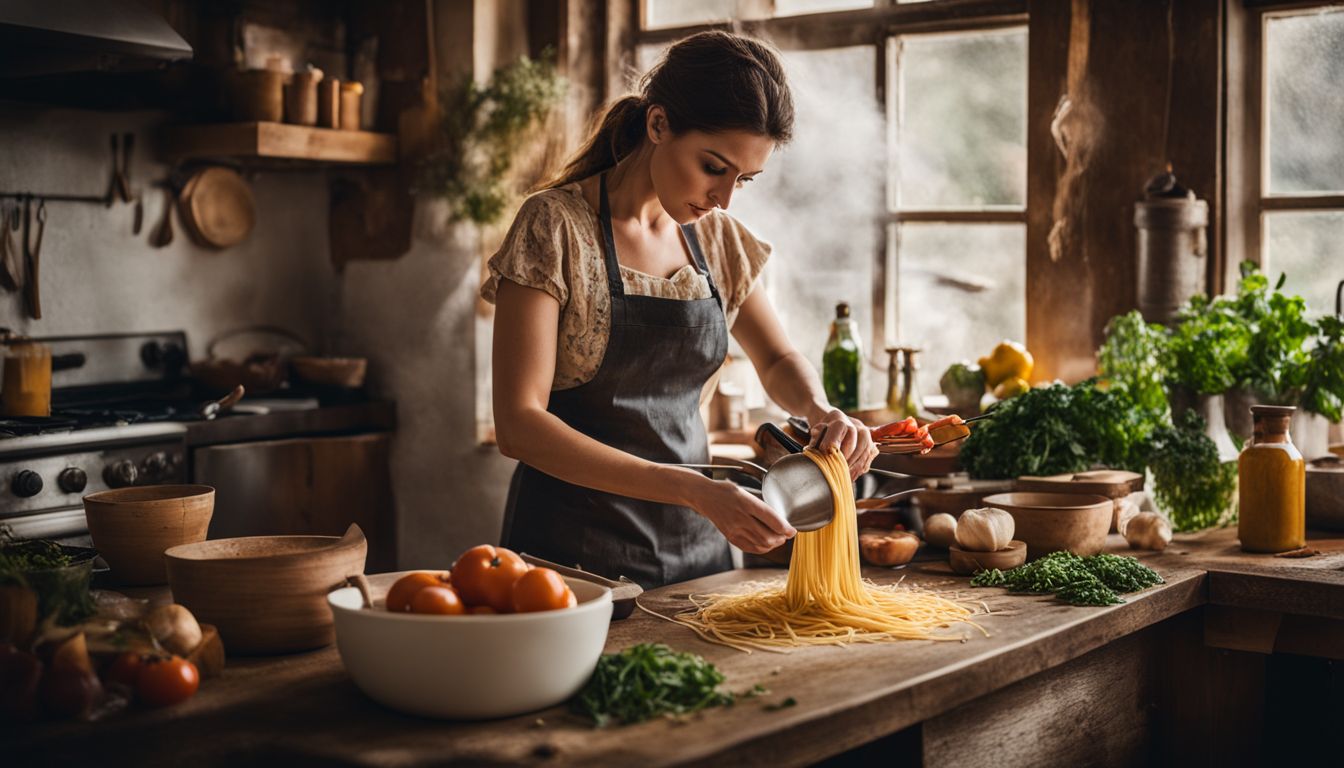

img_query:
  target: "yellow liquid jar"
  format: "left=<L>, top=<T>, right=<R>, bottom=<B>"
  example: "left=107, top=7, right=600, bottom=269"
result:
left=1237, top=404, right=1306, bottom=553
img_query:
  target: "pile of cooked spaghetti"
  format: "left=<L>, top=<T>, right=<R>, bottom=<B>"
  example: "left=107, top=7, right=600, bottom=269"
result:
left=665, top=447, right=980, bottom=652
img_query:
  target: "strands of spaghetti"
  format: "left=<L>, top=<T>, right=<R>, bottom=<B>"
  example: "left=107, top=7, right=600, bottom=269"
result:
left=666, top=448, right=980, bottom=652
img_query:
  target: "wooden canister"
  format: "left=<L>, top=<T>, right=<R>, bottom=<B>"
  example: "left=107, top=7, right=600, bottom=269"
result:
left=318, top=77, right=340, bottom=128
left=233, top=69, right=287, bottom=123
left=285, top=67, right=323, bottom=126
left=340, top=81, right=364, bottom=131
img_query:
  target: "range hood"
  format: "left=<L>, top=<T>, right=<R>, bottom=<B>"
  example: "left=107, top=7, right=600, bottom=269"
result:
left=0, top=0, right=193, bottom=78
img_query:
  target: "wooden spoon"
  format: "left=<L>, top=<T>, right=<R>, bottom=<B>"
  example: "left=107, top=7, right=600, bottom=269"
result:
left=151, top=186, right=174, bottom=248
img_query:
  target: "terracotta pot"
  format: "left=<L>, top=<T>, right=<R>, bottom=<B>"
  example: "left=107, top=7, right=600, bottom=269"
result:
left=84, top=485, right=215, bottom=585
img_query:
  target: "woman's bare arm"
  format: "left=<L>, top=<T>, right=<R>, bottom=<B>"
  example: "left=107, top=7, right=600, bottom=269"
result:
left=491, top=278, right=793, bottom=552
left=730, top=284, right=878, bottom=479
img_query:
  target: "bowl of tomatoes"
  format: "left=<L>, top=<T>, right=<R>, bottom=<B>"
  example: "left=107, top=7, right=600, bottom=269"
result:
left=326, top=545, right=612, bottom=720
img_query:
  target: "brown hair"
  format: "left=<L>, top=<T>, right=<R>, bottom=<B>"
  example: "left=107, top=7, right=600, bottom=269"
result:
left=540, top=31, right=794, bottom=189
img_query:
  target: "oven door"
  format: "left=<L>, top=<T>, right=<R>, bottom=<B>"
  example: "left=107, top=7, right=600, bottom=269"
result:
left=192, top=432, right=395, bottom=571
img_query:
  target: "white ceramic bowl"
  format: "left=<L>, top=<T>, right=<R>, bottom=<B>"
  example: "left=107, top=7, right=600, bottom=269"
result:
left=328, top=577, right=612, bottom=719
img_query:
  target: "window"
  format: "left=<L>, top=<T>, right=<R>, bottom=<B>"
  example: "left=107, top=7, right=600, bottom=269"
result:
left=1235, top=4, right=1344, bottom=316
left=635, top=2, right=1029, bottom=406
left=888, top=27, right=1027, bottom=382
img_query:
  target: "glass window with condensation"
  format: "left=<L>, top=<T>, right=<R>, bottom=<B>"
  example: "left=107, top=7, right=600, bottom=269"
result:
left=1263, top=8, right=1344, bottom=316
left=889, top=27, right=1027, bottom=385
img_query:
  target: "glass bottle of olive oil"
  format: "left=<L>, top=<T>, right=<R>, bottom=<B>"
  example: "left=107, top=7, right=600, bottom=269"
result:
left=1238, top=405, right=1306, bottom=553
left=823, top=302, right=863, bottom=412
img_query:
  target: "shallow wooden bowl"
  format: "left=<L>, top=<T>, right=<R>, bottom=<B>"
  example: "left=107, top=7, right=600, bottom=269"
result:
left=83, top=485, right=215, bottom=585
left=980, top=492, right=1113, bottom=559
left=290, top=355, right=367, bottom=389
left=165, top=524, right=367, bottom=655
left=948, top=540, right=1027, bottom=575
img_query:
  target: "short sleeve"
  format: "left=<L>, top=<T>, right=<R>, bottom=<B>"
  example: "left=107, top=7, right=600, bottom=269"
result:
left=702, top=212, right=773, bottom=317
left=480, top=192, right=574, bottom=306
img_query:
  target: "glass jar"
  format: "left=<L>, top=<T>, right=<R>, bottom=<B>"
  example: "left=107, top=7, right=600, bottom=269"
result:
left=1238, top=404, right=1306, bottom=553
left=1, top=340, right=52, bottom=417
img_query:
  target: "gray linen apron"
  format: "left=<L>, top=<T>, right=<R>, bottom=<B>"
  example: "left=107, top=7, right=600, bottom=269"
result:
left=501, top=174, right=733, bottom=589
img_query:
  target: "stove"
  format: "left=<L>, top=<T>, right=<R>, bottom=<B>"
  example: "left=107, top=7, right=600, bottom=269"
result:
left=2, top=332, right=211, bottom=541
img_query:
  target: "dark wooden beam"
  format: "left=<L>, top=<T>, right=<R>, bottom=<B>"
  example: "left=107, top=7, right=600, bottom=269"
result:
left=636, top=0, right=1027, bottom=50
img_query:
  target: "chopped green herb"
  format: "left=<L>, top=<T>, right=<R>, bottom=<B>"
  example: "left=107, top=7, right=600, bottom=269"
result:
left=764, top=697, right=797, bottom=712
left=970, top=551, right=1163, bottom=606
left=572, top=643, right=736, bottom=727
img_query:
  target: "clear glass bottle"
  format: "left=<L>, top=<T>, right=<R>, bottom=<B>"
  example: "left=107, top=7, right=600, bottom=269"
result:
left=1238, top=404, right=1306, bottom=553
left=822, top=302, right=863, bottom=412
left=885, top=347, right=925, bottom=420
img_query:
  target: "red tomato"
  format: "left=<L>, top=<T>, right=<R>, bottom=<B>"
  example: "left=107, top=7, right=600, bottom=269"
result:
left=511, top=567, right=577, bottom=613
left=136, top=656, right=199, bottom=708
left=409, top=586, right=466, bottom=615
left=385, top=571, right=451, bottom=613
left=872, top=417, right=918, bottom=440
left=468, top=605, right=497, bottom=615
left=451, top=545, right=529, bottom=612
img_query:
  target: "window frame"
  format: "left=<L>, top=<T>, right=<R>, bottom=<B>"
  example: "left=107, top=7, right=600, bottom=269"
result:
left=1226, top=0, right=1344, bottom=291
left=632, top=0, right=1029, bottom=353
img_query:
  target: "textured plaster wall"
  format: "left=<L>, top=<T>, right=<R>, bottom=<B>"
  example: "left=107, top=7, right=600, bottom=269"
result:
left=0, top=102, right=335, bottom=352
left=337, top=201, right=516, bottom=568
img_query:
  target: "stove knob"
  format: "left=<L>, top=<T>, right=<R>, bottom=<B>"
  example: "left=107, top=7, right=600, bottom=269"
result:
left=58, top=467, right=88, bottom=494
left=104, top=460, right=139, bottom=489
left=141, top=452, right=168, bottom=481
left=12, top=470, right=43, bottom=498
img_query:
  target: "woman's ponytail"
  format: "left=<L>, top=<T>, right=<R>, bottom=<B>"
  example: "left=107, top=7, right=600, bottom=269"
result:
left=538, top=96, right=647, bottom=190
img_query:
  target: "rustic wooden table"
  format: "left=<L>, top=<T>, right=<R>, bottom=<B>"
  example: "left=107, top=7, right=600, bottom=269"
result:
left=14, top=529, right=1344, bottom=767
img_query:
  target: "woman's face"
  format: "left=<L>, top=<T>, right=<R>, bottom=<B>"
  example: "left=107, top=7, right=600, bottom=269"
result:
left=645, top=106, right=776, bottom=225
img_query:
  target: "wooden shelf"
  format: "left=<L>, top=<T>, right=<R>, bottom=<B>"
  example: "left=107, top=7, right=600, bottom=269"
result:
left=162, top=122, right=398, bottom=166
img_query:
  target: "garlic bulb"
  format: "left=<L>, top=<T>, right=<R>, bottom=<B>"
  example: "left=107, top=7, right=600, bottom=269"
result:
left=954, top=507, right=1015, bottom=552
left=923, top=513, right=958, bottom=548
left=1114, top=495, right=1141, bottom=536
left=1123, top=512, right=1171, bottom=551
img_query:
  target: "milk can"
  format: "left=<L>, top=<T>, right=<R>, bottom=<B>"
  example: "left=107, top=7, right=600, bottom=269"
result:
left=1135, top=165, right=1208, bottom=325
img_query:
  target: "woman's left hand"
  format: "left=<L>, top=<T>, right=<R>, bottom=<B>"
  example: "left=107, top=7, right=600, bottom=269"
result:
left=807, top=408, right=878, bottom=481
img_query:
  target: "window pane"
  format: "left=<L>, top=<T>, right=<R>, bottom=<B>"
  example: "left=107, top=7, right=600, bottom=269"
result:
left=1265, top=9, right=1344, bottom=195
left=893, top=223, right=1026, bottom=388
left=644, top=0, right=734, bottom=29
left=1263, top=211, right=1344, bottom=316
left=775, top=0, right=872, bottom=15
left=729, top=47, right=883, bottom=395
left=892, top=28, right=1027, bottom=208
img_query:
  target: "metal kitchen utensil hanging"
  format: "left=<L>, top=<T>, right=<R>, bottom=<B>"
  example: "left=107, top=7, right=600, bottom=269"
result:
left=24, top=199, right=45, bottom=320
left=0, top=201, right=19, bottom=291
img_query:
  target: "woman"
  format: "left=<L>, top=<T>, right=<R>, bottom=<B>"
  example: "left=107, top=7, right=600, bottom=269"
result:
left=483, top=31, right=878, bottom=589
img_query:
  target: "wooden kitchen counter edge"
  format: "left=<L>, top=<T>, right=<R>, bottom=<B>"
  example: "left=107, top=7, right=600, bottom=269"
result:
left=12, top=529, right=1344, bottom=768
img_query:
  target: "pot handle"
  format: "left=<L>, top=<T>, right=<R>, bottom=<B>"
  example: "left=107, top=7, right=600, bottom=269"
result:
left=341, top=573, right=374, bottom=608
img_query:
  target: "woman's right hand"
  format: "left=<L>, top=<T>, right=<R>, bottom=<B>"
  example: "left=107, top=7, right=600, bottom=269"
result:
left=687, top=478, right=796, bottom=554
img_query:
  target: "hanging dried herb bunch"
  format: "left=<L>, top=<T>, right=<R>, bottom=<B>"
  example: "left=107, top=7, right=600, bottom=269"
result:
left=419, top=52, right=566, bottom=225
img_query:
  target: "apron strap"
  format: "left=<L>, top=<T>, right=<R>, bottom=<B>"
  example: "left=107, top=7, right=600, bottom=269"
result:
left=679, top=223, right=723, bottom=309
left=597, top=173, right=625, bottom=297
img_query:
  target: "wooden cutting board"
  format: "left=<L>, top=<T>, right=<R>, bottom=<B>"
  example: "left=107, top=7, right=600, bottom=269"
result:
left=1015, top=469, right=1144, bottom=499
left=182, top=167, right=255, bottom=249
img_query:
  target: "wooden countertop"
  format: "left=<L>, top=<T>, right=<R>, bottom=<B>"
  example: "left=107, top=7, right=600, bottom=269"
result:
left=15, top=528, right=1344, bottom=767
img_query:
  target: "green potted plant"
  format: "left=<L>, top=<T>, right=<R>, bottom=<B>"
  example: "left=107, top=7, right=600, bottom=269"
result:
left=1220, top=262, right=1344, bottom=458
left=1161, top=293, right=1249, bottom=461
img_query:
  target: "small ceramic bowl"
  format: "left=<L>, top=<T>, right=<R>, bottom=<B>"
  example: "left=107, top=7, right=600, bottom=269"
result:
left=948, top=540, right=1027, bottom=575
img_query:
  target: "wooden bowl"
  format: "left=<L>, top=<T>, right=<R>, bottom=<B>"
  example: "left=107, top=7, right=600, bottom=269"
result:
left=980, top=492, right=1113, bottom=559
left=165, top=524, right=367, bottom=655
left=83, top=485, right=215, bottom=585
left=1306, top=456, right=1344, bottom=531
left=948, top=540, right=1027, bottom=575
left=290, top=355, right=367, bottom=389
